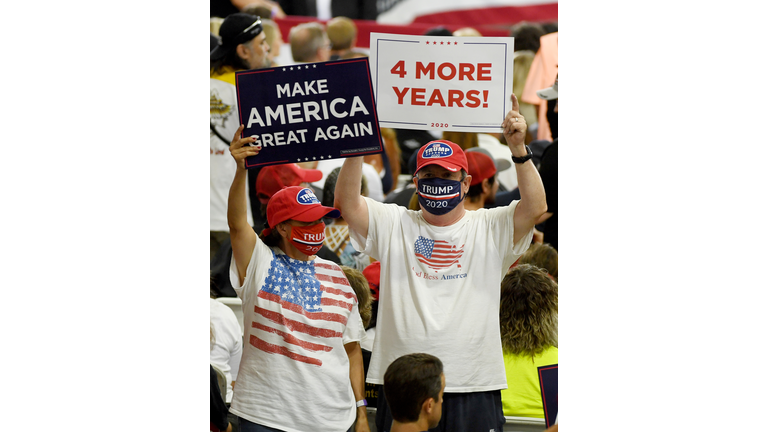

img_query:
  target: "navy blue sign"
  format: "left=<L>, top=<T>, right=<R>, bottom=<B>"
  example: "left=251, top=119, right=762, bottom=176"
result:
left=538, top=364, right=558, bottom=428
left=235, top=58, right=383, bottom=168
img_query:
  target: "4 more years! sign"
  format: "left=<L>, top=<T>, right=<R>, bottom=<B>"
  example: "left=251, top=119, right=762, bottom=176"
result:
left=235, top=58, right=383, bottom=168
left=369, top=33, right=514, bottom=133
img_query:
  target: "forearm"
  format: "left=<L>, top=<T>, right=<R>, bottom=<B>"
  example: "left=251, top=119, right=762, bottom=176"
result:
left=511, top=150, right=547, bottom=220
left=346, top=342, right=370, bottom=431
left=335, top=157, right=369, bottom=238
left=227, top=168, right=251, bottom=234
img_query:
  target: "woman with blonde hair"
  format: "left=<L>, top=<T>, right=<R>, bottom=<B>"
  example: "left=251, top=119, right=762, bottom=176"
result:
left=499, top=264, right=558, bottom=418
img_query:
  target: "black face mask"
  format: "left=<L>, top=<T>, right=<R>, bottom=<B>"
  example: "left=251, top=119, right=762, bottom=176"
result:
left=417, top=177, right=465, bottom=215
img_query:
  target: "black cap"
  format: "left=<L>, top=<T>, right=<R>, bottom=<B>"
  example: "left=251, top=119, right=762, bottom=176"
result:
left=210, top=13, right=263, bottom=61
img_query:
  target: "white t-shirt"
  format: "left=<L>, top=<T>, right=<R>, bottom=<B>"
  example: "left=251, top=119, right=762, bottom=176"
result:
left=229, top=241, right=366, bottom=432
left=211, top=70, right=254, bottom=231
left=350, top=198, right=533, bottom=393
left=210, top=298, right=243, bottom=403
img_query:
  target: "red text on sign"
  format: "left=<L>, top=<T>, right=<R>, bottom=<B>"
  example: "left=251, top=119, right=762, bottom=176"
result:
left=392, top=87, right=489, bottom=108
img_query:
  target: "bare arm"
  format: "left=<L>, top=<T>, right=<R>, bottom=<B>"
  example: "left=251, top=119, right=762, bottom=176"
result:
left=503, top=94, right=547, bottom=245
left=334, top=156, right=370, bottom=240
left=345, top=342, right=370, bottom=432
left=228, top=125, right=262, bottom=285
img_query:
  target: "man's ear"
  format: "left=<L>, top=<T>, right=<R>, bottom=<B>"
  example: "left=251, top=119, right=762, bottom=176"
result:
left=481, top=177, right=491, bottom=194
left=463, top=174, right=472, bottom=192
left=422, top=396, right=434, bottom=415
left=235, top=43, right=249, bottom=61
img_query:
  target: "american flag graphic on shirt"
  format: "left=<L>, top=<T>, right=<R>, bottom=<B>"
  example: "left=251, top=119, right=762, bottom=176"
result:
left=250, top=251, right=356, bottom=366
left=414, top=236, right=464, bottom=270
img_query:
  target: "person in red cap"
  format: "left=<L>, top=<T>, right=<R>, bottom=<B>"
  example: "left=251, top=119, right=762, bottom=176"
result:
left=226, top=125, right=370, bottom=432
left=334, top=95, right=546, bottom=432
left=463, top=149, right=502, bottom=211
left=254, top=163, right=324, bottom=222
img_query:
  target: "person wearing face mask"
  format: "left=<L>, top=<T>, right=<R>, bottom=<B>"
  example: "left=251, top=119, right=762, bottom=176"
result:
left=334, top=94, right=547, bottom=432
left=227, top=125, right=370, bottom=432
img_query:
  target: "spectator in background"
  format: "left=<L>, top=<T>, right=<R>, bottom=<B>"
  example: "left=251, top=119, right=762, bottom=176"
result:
left=510, top=22, right=544, bottom=143
left=253, top=18, right=284, bottom=66
left=211, top=0, right=286, bottom=20
left=499, top=264, right=558, bottom=419
left=211, top=14, right=271, bottom=258
left=521, top=29, right=557, bottom=141
left=209, top=295, right=243, bottom=405
left=211, top=365, right=233, bottom=432
left=533, top=77, right=557, bottom=249
left=516, top=243, right=557, bottom=282
left=424, top=26, right=453, bottom=37
left=452, top=27, right=482, bottom=37
left=363, top=127, right=401, bottom=195
left=542, top=21, right=558, bottom=34
left=383, top=354, right=445, bottom=432
left=322, top=167, right=375, bottom=270
left=289, top=22, right=330, bottom=63
left=463, top=148, right=511, bottom=210
left=277, top=0, right=376, bottom=20
left=241, top=1, right=286, bottom=19
left=327, top=17, right=357, bottom=60
left=342, top=266, right=373, bottom=328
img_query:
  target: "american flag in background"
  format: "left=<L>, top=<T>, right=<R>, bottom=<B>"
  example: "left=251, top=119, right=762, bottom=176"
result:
left=414, top=236, right=464, bottom=270
left=251, top=252, right=356, bottom=367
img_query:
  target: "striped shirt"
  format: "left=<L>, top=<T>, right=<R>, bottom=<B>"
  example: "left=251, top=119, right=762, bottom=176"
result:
left=230, top=241, right=365, bottom=432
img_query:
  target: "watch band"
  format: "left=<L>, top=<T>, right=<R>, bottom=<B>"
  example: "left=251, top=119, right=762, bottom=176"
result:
left=356, top=399, right=368, bottom=407
left=511, top=145, right=533, bottom=164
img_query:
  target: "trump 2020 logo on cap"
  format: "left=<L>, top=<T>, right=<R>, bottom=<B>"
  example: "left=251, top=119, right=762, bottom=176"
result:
left=296, top=188, right=320, bottom=205
left=422, top=142, right=453, bottom=159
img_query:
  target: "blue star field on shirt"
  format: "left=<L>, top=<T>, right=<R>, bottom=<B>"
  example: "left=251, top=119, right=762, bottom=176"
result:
left=250, top=249, right=358, bottom=366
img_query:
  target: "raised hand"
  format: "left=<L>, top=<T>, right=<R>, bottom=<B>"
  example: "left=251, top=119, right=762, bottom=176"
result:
left=229, top=125, right=262, bottom=170
left=502, top=93, right=527, bottom=150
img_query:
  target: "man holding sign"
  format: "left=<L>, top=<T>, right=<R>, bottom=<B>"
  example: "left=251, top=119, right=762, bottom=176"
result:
left=335, top=94, right=546, bottom=432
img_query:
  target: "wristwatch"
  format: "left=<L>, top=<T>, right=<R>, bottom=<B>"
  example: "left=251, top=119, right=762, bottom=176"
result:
left=356, top=399, right=368, bottom=408
left=511, top=145, right=533, bottom=164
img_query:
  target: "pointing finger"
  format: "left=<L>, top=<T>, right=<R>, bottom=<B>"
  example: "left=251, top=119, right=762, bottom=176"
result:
left=510, top=93, right=520, bottom=113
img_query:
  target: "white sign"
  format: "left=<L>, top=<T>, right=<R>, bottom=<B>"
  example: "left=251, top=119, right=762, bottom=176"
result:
left=368, top=32, right=513, bottom=133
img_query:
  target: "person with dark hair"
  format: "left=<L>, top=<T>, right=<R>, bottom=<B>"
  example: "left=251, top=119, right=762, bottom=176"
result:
left=383, top=353, right=445, bottom=432
left=334, top=95, right=547, bottom=432
left=424, top=26, right=453, bottom=37
left=499, top=264, right=558, bottom=418
left=227, top=126, right=369, bottom=432
left=211, top=13, right=271, bottom=259
left=463, top=148, right=512, bottom=210
left=510, top=22, right=545, bottom=53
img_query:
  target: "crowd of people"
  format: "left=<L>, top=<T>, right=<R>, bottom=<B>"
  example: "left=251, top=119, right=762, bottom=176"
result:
left=210, top=5, right=558, bottom=432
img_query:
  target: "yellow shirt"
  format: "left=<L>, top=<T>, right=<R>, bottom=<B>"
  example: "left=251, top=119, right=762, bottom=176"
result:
left=500, top=346, right=558, bottom=418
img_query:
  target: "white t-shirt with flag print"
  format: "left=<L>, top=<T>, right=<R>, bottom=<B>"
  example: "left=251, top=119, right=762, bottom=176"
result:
left=349, top=198, right=533, bottom=393
left=229, top=241, right=366, bottom=432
